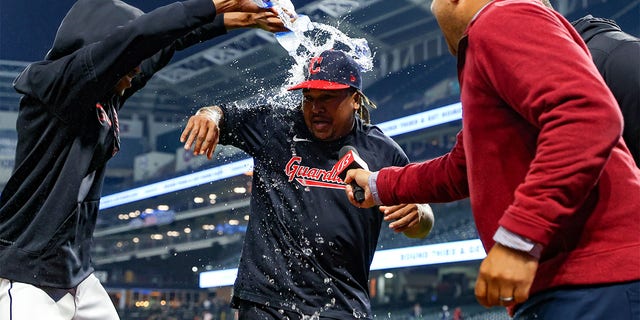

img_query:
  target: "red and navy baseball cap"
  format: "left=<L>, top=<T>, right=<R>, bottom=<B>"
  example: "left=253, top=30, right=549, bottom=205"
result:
left=288, top=50, right=362, bottom=91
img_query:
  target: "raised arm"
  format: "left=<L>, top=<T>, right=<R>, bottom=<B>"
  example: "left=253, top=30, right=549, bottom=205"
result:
left=126, top=10, right=287, bottom=100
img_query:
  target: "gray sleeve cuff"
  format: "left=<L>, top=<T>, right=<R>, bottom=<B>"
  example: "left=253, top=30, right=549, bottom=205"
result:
left=493, top=226, right=543, bottom=259
left=368, top=171, right=383, bottom=206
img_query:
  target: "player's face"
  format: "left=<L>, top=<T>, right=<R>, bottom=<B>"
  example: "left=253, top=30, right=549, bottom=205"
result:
left=113, top=66, right=141, bottom=96
left=302, top=88, right=358, bottom=141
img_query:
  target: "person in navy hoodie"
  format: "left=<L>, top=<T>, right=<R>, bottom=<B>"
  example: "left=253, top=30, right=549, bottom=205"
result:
left=0, top=0, right=286, bottom=319
left=181, top=50, right=435, bottom=319
left=542, top=2, right=639, bottom=166
left=571, top=14, right=639, bottom=166
left=573, top=16, right=639, bottom=167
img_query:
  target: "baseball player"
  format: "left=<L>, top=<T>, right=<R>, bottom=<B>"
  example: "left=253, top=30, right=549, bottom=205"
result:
left=181, top=49, right=434, bottom=319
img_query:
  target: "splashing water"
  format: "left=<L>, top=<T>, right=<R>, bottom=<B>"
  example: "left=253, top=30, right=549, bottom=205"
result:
left=253, top=0, right=374, bottom=104
left=352, top=309, right=367, bottom=319
left=278, top=22, right=373, bottom=89
left=246, top=2, right=373, bottom=319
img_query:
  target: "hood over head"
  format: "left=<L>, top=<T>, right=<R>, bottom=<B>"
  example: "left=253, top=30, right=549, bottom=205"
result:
left=45, top=0, right=144, bottom=60
left=571, top=14, right=622, bottom=43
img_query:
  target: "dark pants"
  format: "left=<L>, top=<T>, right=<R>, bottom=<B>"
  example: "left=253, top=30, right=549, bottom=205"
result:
left=514, top=280, right=640, bottom=320
left=236, top=299, right=340, bottom=320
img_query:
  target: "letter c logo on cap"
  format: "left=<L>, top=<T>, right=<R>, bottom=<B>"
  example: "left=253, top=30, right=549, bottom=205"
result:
left=309, top=57, right=323, bottom=74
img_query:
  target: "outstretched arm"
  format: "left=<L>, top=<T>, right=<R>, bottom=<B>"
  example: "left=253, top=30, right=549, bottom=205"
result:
left=128, top=9, right=287, bottom=99
left=223, top=11, right=288, bottom=32
left=344, top=170, right=434, bottom=238
left=213, top=0, right=269, bottom=13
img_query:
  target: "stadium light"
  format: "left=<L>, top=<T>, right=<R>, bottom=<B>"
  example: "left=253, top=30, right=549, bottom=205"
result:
left=199, top=238, right=485, bottom=288
left=100, top=102, right=462, bottom=210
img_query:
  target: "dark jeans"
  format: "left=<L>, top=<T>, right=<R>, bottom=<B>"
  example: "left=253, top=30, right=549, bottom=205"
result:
left=236, top=299, right=340, bottom=320
left=514, top=280, right=640, bottom=320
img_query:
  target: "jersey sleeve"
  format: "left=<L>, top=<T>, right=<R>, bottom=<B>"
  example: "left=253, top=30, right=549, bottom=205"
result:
left=13, top=0, right=218, bottom=123
left=218, top=104, right=286, bottom=157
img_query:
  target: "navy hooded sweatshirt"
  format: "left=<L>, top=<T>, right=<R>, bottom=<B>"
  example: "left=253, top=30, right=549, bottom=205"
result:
left=571, top=15, right=640, bottom=166
left=0, top=0, right=227, bottom=288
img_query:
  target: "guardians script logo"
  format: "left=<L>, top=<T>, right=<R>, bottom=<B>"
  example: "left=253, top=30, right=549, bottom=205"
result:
left=285, top=156, right=346, bottom=189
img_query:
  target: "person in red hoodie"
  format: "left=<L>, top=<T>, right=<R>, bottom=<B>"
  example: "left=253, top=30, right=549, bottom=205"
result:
left=343, top=0, right=640, bottom=319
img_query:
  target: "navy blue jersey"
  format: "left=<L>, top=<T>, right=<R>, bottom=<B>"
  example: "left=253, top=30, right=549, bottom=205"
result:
left=572, top=15, right=640, bottom=166
left=219, top=104, right=409, bottom=319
